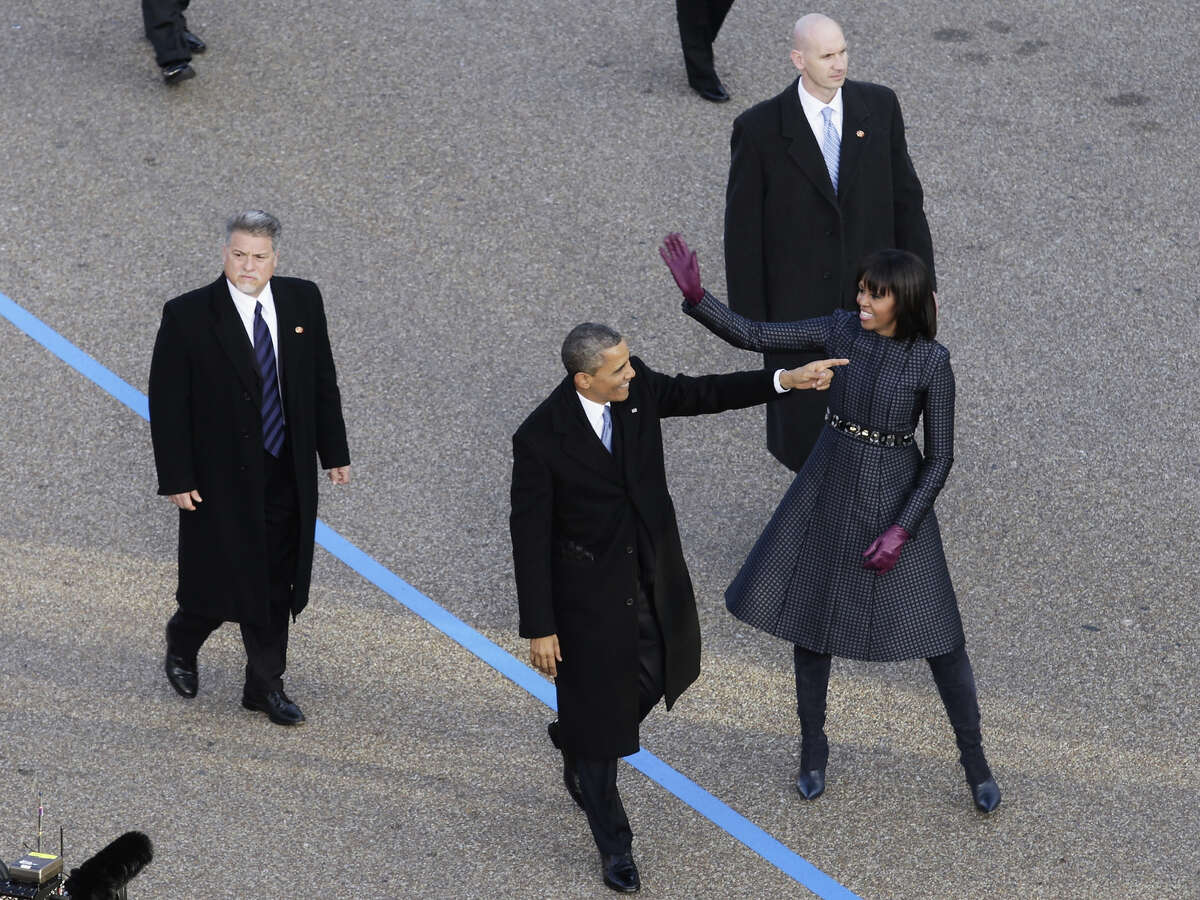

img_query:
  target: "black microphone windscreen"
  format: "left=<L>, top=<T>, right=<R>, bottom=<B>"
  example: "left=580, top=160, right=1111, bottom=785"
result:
left=64, top=831, right=153, bottom=899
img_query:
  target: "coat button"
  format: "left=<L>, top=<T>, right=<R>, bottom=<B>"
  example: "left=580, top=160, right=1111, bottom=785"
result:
left=625, top=597, right=633, bottom=606
left=241, top=430, right=249, bottom=438
left=822, top=271, right=832, bottom=280
left=626, top=546, right=634, bottom=554
left=240, top=464, right=247, bottom=471
left=243, top=392, right=251, bottom=401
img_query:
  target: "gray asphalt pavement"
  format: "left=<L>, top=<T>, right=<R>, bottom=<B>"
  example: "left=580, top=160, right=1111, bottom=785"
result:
left=1, top=1, right=1197, bottom=897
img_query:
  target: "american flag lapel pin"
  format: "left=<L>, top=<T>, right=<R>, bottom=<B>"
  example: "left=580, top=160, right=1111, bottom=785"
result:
left=294, top=326, right=304, bottom=333
left=856, top=130, right=865, bottom=138
left=631, top=408, right=638, bottom=413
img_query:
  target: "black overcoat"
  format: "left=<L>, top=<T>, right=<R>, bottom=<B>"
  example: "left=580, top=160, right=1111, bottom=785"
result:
left=148, top=275, right=349, bottom=626
left=510, top=358, right=778, bottom=759
left=724, top=77, right=936, bottom=469
left=686, top=293, right=964, bottom=661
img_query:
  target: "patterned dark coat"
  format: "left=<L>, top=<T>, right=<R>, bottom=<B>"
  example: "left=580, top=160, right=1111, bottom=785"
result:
left=687, top=293, right=964, bottom=661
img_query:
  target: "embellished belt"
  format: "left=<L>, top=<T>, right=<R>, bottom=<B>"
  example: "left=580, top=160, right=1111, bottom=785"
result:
left=825, top=409, right=914, bottom=448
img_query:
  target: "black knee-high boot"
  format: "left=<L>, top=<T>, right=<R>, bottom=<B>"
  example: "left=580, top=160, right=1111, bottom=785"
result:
left=793, top=645, right=832, bottom=798
left=927, top=644, right=1001, bottom=812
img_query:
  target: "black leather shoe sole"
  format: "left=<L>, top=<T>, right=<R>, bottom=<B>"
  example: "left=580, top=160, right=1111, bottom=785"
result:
left=242, top=691, right=306, bottom=726
left=164, top=653, right=198, bottom=698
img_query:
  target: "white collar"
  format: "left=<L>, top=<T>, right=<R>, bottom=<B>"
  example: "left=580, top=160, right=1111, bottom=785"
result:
left=797, top=81, right=843, bottom=120
left=575, top=392, right=611, bottom=435
left=226, top=278, right=274, bottom=309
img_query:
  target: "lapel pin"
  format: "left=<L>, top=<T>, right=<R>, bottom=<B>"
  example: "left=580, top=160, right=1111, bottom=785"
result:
left=294, top=326, right=304, bottom=334
left=631, top=408, right=638, bottom=413
left=856, top=130, right=865, bottom=138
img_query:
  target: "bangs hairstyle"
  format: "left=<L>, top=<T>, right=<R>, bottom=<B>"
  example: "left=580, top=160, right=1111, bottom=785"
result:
left=856, top=249, right=937, bottom=340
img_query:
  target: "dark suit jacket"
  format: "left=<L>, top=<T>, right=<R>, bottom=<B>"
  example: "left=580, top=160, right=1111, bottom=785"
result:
left=148, top=275, right=349, bottom=626
left=510, top=358, right=778, bottom=759
left=724, top=77, right=935, bottom=469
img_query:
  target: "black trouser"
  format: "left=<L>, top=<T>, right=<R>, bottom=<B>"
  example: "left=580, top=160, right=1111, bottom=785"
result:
left=575, top=583, right=665, bottom=855
left=142, top=0, right=192, bottom=67
left=793, top=642, right=993, bottom=785
left=167, top=446, right=299, bottom=695
left=675, top=0, right=735, bottom=90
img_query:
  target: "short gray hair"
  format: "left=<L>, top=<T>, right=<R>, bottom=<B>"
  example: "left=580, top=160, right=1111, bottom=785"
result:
left=225, top=209, right=282, bottom=249
left=561, top=323, right=622, bottom=376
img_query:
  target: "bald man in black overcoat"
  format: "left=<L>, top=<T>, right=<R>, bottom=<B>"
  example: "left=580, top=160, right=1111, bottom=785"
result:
left=725, top=14, right=936, bottom=470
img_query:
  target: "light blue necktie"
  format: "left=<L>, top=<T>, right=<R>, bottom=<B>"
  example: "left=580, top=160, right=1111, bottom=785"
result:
left=821, top=106, right=840, bottom=194
left=600, top=405, right=613, bottom=453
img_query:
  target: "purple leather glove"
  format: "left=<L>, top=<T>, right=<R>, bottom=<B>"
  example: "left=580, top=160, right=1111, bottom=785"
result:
left=658, top=233, right=704, bottom=306
left=862, top=525, right=911, bottom=574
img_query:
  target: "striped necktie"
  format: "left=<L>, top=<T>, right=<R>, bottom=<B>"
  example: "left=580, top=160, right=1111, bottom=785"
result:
left=600, top=405, right=613, bottom=453
left=821, top=106, right=840, bottom=194
left=253, top=301, right=285, bottom=457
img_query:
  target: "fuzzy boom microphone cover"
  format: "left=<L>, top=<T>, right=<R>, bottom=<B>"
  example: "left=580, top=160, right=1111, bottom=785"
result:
left=64, top=831, right=153, bottom=899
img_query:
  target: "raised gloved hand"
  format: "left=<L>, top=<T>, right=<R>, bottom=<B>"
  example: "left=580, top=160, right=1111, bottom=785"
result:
left=658, top=233, right=704, bottom=306
left=862, top=525, right=911, bottom=574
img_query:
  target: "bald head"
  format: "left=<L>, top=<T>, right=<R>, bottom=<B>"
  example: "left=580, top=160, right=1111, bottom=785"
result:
left=790, top=14, right=847, bottom=103
left=792, top=14, right=840, bottom=51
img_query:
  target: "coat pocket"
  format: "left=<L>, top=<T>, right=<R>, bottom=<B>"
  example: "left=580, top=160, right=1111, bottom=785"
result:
left=554, top=538, right=595, bottom=565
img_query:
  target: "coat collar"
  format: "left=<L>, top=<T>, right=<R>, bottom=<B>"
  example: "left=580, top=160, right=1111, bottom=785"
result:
left=548, top=375, right=624, bottom=483
left=208, top=275, right=259, bottom=395
left=208, top=276, right=297, bottom=396
left=779, top=78, right=872, bottom=209
left=836, top=80, right=872, bottom=204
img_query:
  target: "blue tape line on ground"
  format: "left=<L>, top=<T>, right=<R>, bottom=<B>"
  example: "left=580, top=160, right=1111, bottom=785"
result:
left=1, top=291, right=860, bottom=900
left=0, top=292, right=150, bottom=421
left=313, top=521, right=558, bottom=711
left=628, top=749, right=861, bottom=899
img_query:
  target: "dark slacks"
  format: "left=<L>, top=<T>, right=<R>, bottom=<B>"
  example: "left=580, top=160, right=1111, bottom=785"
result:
left=575, top=583, right=665, bottom=855
left=675, top=0, right=735, bottom=91
left=142, top=0, right=192, bottom=67
left=167, top=445, right=300, bottom=695
left=793, top=641, right=993, bottom=784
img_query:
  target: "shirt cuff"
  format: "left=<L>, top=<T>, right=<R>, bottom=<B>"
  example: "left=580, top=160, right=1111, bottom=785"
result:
left=773, top=368, right=790, bottom=393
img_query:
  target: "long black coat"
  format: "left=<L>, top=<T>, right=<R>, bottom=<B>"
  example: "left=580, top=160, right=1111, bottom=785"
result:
left=686, top=293, right=964, bottom=661
left=148, top=275, right=349, bottom=626
left=510, top=358, right=778, bottom=759
left=724, top=77, right=936, bottom=470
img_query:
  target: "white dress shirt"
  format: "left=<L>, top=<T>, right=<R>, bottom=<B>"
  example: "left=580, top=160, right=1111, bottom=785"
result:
left=227, top=279, right=284, bottom=408
left=797, top=81, right=843, bottom=146
left=576, top=392, right=611, bottom=442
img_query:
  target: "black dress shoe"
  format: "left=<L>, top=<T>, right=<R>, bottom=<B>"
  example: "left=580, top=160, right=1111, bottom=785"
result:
left=242, top=689, right=306, bottom=726
left=795, top=769, right=826, bottom=800
left=164, top=653, right=198, bottom=698
left=692, top=82, right=731, bottom=103
left=600, top=851, right=640, bottom=893
left=971, top=778, right=1001, bottom=813
left=182, top=30, right=206, bottom=53
left=547, top=721, right=585, bottom=810
left=162, top=63, right=195, bottom=84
